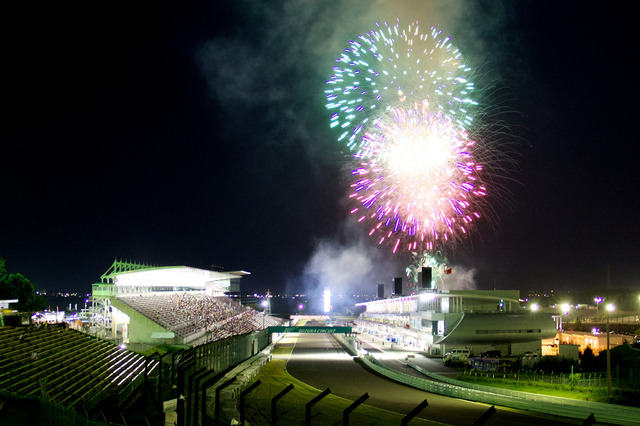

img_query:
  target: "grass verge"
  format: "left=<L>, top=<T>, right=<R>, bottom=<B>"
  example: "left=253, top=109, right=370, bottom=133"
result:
left=455, top=374, right=640, bottom=407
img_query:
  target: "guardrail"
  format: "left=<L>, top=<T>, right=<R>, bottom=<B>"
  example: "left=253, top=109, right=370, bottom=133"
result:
left=333, top=332, right=359, bottom=356
left=355, top=354, right=639, bottom=425
left=464, top=368, right=640, bottom=391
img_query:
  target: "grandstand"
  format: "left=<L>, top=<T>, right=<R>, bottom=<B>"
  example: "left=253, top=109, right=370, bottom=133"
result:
left=0, top=324, right=151, bottom=414
left=116, top=293, right=281, bottom=344
left=90, top=260, right=282, bottom=347
left=0, top=260, right=284, bottom=424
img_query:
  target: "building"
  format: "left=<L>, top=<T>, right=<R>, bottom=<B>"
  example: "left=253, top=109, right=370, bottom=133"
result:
left=356, top=289, right=557, bottom=356
left=544, top=331, right=634, bottom=356
left=90, top=259, right=255, bottom=347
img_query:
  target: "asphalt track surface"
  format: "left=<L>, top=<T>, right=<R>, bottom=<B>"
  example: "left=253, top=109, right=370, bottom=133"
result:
left=284, top=332, right=582, bottom=425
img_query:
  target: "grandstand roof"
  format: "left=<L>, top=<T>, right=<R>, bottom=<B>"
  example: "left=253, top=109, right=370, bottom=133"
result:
left=355, top=289, right=521, bottom=308
left=100, top=259, right=249, bottom=286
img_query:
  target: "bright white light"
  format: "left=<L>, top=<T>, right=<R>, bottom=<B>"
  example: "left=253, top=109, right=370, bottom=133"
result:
left=386, top=128, right=451, bottom=178
left=420, top=292, right=437, bottom=301
left=441, top=297, right=450, bottom=312
left=561, top=303, right=570, bottom=314
left=289, top=351, right=353, bottom=362
left=323, top=288, right=331, bottom=313
left=606, top=303, right=615, bottom=312
left=112, top=266, right=244, bottom=296
left=531, top=303, right=539, bottom=312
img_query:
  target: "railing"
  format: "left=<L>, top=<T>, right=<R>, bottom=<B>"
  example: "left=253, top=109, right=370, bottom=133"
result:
left=463, top=369, right=640, bottom=391
left=355, top=355, right=640, bottom=425
left=333, top=332, right=358, bottom=356
left=91, top=284, right=115, bottom=297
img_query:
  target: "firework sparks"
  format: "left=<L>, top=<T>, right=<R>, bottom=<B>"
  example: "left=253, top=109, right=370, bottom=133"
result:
left=327, top=20, right=489, bottom=256
left=325, top=20, right=476, bottom=155
left=350, top=105, right=486, bottom=253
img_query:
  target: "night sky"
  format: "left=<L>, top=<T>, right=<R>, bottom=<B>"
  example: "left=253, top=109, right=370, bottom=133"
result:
left=2, top=1, right=637, bottom=297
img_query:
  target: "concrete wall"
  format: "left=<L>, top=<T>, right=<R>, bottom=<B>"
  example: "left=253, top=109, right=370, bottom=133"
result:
left=110, top=298, right=179, bottom=345
left=438, top=313, right=557, bottom=345
left=558, top=344, right=580, bottom=360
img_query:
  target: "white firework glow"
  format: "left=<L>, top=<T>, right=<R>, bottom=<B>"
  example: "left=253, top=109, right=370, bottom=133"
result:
left=350, top=105, right=485, bottom=253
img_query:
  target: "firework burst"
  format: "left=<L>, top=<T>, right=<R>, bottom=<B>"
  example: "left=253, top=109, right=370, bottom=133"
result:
left=349, top=103, right=486, bottom=254
left=326, top=20, right=496, bottom=257
left=325, top=20, right=476, bottom=155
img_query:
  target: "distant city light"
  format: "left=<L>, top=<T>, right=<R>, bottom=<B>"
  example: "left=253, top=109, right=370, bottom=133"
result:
left=606, top=303, right=615, bottom=312
left=560, top=303, right=570, bottom=315
left=531, top=303, right=539, bottom=312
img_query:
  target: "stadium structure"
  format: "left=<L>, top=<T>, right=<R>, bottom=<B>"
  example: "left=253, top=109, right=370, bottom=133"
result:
left=89, top=259, right=281, bottom=348
left=356, top=286, right=557, bottom=357
left=0, top=259, right=284, bottom=425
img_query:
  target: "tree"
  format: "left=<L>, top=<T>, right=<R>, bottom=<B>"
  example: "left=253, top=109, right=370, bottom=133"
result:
left=535, top=355, right=579, bottom=374
left=0, top=260, right=47, bottom=312
left=580, top=346, right=597, bottom=371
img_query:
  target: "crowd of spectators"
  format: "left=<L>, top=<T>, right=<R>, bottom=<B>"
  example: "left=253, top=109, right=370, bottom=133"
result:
left=200, top=309, right=281, bottom=343
left=118, top=292, right=281, bottom=341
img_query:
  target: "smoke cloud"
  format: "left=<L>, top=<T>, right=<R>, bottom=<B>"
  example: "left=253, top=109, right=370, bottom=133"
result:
left=194, top=1, right=510, bottom=297
left=441, top=265, right=478, bottom=291
left=290, top=221, right=404, bottom=312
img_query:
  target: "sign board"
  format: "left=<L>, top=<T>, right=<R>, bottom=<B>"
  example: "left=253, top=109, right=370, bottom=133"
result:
left=268, top=326, right=352, bottom=334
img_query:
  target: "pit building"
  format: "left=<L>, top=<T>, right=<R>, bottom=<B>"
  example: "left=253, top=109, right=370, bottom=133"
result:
left=356, top=289, right=557, bottom=356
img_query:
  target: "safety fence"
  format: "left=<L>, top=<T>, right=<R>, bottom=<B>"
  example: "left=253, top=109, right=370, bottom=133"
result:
left=165, top=329, right=273, bottom=425
left=357, top=355, right=640, bottom=425
left=463, top=368, right=640, bottom=391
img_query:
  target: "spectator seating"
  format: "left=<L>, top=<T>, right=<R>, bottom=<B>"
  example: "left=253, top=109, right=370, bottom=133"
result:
left=117, top=293, right=282, bottom=343
left=0, top=325, right=147, bottom=410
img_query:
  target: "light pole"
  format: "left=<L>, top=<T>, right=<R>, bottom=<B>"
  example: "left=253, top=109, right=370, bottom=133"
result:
left=606, top=303, right=615, bottom=402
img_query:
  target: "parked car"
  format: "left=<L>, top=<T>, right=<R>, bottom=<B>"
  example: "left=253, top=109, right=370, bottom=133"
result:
left=443, top=347, right=471, bottom=366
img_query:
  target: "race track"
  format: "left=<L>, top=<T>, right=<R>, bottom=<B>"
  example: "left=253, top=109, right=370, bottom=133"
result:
left=283, top=331, right=580, bottom=425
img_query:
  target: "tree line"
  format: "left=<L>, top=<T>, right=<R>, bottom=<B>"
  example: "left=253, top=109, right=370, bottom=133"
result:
left=0, top=258, right=47, bottom=312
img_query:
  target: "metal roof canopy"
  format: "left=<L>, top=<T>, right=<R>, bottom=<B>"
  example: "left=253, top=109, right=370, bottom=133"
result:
left=100, top=259, right=250, bottom=284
